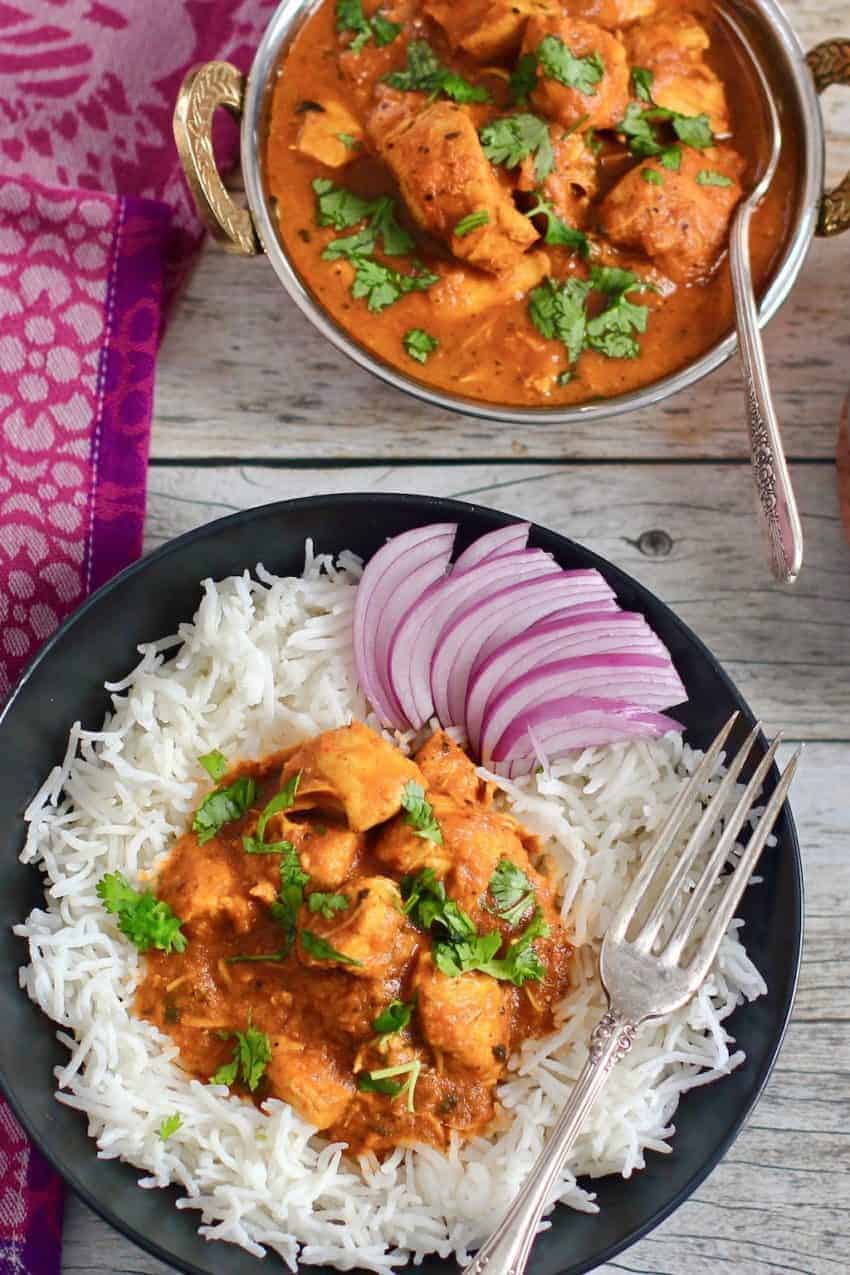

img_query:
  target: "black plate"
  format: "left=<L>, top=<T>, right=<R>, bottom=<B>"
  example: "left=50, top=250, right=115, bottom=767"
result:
left=0, top=493, right=802, bottom=1275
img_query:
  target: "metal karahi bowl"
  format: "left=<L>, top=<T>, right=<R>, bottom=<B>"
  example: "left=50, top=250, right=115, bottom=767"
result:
left=174, top=0, right=850, bottom=425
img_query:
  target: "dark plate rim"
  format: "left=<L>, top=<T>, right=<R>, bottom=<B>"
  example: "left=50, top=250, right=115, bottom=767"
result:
left=0, top=492, right=804, bottom=1275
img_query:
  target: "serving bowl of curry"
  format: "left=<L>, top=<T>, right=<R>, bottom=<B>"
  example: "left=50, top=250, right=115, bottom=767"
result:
left=174, top=0, right=849, bottom=422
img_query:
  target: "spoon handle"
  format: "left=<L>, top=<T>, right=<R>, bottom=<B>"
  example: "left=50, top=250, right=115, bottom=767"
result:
left=729, top=202, right=803, bottom=583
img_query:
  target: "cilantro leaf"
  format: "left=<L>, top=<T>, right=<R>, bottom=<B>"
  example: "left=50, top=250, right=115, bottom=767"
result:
left=660, top=146, right=682, bottom=171
left=337, top=0, right=399, bottom=54
left=225, top=950, right=288, bottom=964
left=528, top=276, right=591, bottom=365
left=312, top=177, right=374, bottom=230
left=308, top=891, right=350, bottom=920
left=510, top=52, right=539, bottom=105
left=585, top=126, right=602, bottom=156
left=385, top=40, right=489, bottom=103
left=300, top=929, right=364, bottom=966
left=631, top=66, right=654, bottom=102
left=350, top=258, right=438, bottom=312
left=480, top=113, right=554, bottom=182
left=494, top=907, right=549, bottom=985
left=404, top=328, right=438, bottom=364
left=454, top=209, right=490, bottom=237
left=358, top=1061, right=421, bottom=1110
left=242, top=771, right=301, bottom=853
left=97, top=872, right=187, bottom=955
left=642, top=167, right=663, bottom=186
left=617, top=96, right=713, bottom=160
left=488, top=859, right=536, bottom=926
left=357, top=1071, right=404, bottom=1096
left=371, top=12, right=401, bottom=45
left=401, top=868, right=475, bottom=937
left=585, top=265, right=650, bottom=359
left=537, top=36, right=605, bottom=96
left=372, top=998, right=415, bottom=1035
left=158, top=1113, right=182, bottom=1140
left=199, top=750, right=227, bottom=783
left=672, top=112, right=713, bottom=149
left=336, top=132, right=362, bottom=151
left=336, top=0, right=368, bottom=35
left=400, top=780, right=443, bottom=844
left=618, top=100, right=663, bottom=157
left=524, top=192, right=589, bottom=256
left=433, top=929, right=502, bottom=977
left=193, top=775, right=256, bottom=845
left=211, top=1021, right=272, bottom=1092
left=269, top=845, right=310, bottom=949
left=696, top=168, right=734, bottom=187
left=369, top=196, right=415, bottom=255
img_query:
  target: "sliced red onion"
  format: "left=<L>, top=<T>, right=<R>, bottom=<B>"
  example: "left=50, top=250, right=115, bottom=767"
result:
left=388, top=549, right=555, bottom=730
left=431, top=570, right=617, bottom=727
left=465, top=611, right=666, bottom=750
left=492, top=696, right=683, bottom=778
left=452, top=522, right=531, bottom=573
left=353, top=523, right=456, bottom=727
left=481, top=653, right=687, bottom=762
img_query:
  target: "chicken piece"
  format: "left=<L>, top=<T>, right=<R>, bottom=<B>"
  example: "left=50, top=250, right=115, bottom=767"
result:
left=598, top=144, right=744, bottom=284
left=429, top=250, right=550, bottom=320
left=566, top=0, right=657, bottom=29
left=414, top=953, right=509, bottom=1081
left=373, top=791, right=456, bottom=878
left=291, top=823, right=363, bottom=890
left=516, top=127, right=598, bottom=228
left=297, top=875, right=417, bottom=978
left=281, top=721, right=423, bottom=832
left=369, top=92, right=538, bottom=275
left=164, top=842, right=254, bottom=933
left=266, top=1037, right=355, bottom=1129
left=296, top=99, right=363, bottom=169
left=415, top=731, right=489, bottom=806
left=522, top=16, right=630, bottom=132
left=445, top=806, right=535, bottom=925
left=424, top=0, right=557, bottom=64
left=625, top=12, right=730, bottom=134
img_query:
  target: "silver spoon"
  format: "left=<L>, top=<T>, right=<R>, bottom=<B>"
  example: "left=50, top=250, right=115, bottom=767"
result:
left=718, top=6, right=803, bottom=583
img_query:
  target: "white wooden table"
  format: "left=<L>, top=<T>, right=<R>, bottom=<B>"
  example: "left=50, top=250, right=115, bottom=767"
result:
left=62, top=3, right=850, bottom=1270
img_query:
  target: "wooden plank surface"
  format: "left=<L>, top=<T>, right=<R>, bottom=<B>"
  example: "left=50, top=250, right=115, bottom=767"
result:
left=151, top=0, right=850, bottom=464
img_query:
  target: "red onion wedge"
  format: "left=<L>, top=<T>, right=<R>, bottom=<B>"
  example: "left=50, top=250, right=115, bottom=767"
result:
left=464, top=610, right=667, bottom=750
left=353, top=523, right=456, bottom=728
left=481, top=653, right=687, bottom=762
left=388, top=549, right=555, bottom=730
left=452, top=522, right=531, bottom=573
left=491, top=696, right=682, bottom=778
left=431, top=570, right=617, bottom=727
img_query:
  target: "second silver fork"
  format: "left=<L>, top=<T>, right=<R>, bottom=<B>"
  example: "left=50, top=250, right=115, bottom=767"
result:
left=463, top=713, right=799, bottom=1275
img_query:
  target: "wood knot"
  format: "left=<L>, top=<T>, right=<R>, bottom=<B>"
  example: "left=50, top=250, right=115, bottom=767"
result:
left=636, top=529, right=673, bottom=558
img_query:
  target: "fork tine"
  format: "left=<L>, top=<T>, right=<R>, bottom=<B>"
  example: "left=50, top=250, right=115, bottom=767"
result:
left=660, top=733, right=783, bottom=963
left=632, top=721, right=764, bottom=953
left=685, top=750, right=800, bottom=987
left=607, top=713, right=738, bottom=942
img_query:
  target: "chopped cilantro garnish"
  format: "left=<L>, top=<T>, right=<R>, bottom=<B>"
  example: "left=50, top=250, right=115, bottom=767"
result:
left=336, top=132, right=362, bottom=150
left=585, top=126, right=602, bottom=156
left=198, top=750, right=227, bottom=783
left=696, top=168, right=734, bottom=187
left=371, top=11, right=401, bottom=45
left=524, top=191, right=590, bottom=256
left=537, top=36, right=605, bottom=96
left=631, top=66, right=654, bottom=103
left=661, top=146, right=682, bottom=171
left=312, top=177, right=374, bottom=230
left=357, top=1060, right=421, bottom=1111
left=384, top=40, right=489, bottom=103
left=488, top=859, right=536, bottom=927
left=269, top=845, right=310, bottom=950
left=479, top=113, right=554, bottom=182
left=193, top=765, right=256, bottom=845
left=433, top=930, right=502, bottom=977
left=225, top=950, right=288, bottom=964
left=97, top=872, right=187, bottom=955
left=672, top=112, right=713, bottom=149
left=454, top=209, right=490, bottom=237
left=401, top=868, right=475, bottom=937
left=585, top=264, right=651, bottom=360
left=313, top=182, right=413, bottom=256
left=336, top=0, right=399, bottom=54
left=211, top=1020, right=272, bottom=1092
left=300, top=929, right=364, bottom=966
left=509, top=52, right=539, bottom=104
left=400, top=781, right=444, bottom=844
left=404, top=328, right=438, bottom=363
left=158, top=1113, right=182, bottom=1141
left=642, top=168, right=663, bottom=185
left=617, top=81, right=713, bottom=161
left=307, top=891, right=350, bottom=920
left=242, top=771, right=301, bottom=853
left=372, top=998, right=415, bottom=1036
left=351, top=258, right=439, bottom=313
left=528, top=275, right=591, bottom=365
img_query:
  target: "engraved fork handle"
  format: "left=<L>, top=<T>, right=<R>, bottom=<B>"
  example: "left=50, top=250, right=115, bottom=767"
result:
left=729, top=202, right=804, bottom=584
left=462, top=1011, right=637, bottom=1275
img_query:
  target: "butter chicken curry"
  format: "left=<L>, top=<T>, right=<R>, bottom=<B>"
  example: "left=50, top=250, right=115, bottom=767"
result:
left=138, top=723, right=572, bottom=1154
left=264, top=0, right=799, bottom=406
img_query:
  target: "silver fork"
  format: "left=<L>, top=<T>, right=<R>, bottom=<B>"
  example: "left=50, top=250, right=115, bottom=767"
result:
left=463, top=713, right=799, bottom=1275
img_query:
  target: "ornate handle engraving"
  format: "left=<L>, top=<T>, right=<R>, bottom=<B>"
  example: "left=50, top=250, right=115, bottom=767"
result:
left=173, top=61, right=258, bottom=256
left=807, top=39, right=850, bottom=238
left=589, top=1010, right=637, bottom=1067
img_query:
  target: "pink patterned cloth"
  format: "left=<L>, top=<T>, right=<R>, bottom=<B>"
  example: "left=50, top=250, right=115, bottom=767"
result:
left=0, top=3, right=275, bottom=1269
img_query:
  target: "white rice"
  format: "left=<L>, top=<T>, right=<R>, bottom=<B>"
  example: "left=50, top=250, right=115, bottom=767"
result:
left=15, top=544, right=767, bottom=1272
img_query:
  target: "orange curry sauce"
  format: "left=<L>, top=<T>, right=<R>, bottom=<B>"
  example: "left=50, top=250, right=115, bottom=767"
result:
left=264, top=0, right=800, bottom=407
left=137, top=723, right=572, bottom=1156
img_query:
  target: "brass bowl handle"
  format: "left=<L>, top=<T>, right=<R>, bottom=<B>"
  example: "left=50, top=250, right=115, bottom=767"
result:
left=807, top=39, right=850, bottom=237
left=173, top=60, right=259, bottom=256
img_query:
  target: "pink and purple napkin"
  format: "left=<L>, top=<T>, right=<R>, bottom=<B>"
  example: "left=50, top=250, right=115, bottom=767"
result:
left=0, top=2, right=274, bottom=1268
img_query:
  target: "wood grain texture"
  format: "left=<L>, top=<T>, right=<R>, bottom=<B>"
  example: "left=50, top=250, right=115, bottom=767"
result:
left=141, top=459, right=850, bottom=740
left=151, top=0, right=850, bottom=464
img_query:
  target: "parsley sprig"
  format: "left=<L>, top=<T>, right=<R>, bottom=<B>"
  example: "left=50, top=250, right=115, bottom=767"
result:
left=384, top=40, right=490, bottom=103
left=400, top=781, right=443, bottom=844
left=242, top=771, right=301, bottom=854
left=97, top=873, right=187, bottom=955
left=211, top=1020, right=272, bottom=1092
left=480, top=113, right=554, bottom=183
left=336, top=0, right=400, bottom=55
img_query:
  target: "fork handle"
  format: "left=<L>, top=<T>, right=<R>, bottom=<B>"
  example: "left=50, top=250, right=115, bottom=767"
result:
left=462, top=1011, right=637, bottom=1275
left=729, top=202, right=803, bottom=584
